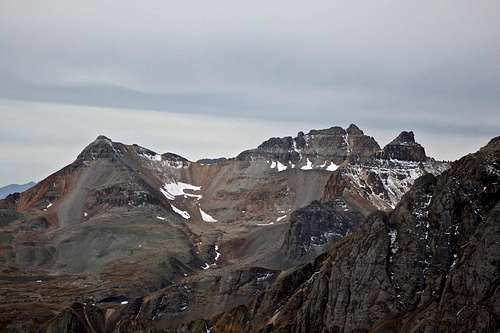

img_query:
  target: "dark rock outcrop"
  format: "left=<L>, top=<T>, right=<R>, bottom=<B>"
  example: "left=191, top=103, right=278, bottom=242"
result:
left=345, top=124, right=381, bottom=161
left=43, top=303, right=105, bottom=333
left=381, top=131, right=427, bottom=162
left=76, top=135, right=120, bottom=162
left=200, top=136, right=500, bottom=332
left=196, top=157, right=228, bottom=165
left=237, top=124, right=381, bottom=166
left=281, top=200, right=363, bottom=262
left=161, top=152, right=190, bottom=163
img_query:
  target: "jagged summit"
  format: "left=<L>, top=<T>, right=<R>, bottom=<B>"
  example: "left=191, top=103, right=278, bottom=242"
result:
left=76, top=136, right=191, bottom=165
left=77, top=135, right=119, bottom=161
left=346, top=123, right=364, bottom=135
left=161, top=152, right=189, bottom=162
left=238, top=124, right=380, bottom=165
left=482, top=136, right=500, bottom=151
left=382, top=130, right=427, bottom=161
left=95, top=134, right=112, bottom=141
left=389, top=131, right=418, bottom=145
left=206, top=135, right=499, bottom=333
left=307, top=126, right=346, bottom=136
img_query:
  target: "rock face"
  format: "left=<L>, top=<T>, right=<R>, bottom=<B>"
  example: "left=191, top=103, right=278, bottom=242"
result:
left=196, top=157, right=228, bottom=164
left=198, top=136, right=500, bottom=333
left=345, top=123, right=382, bottom=160
left=0, top=125, right=456, bottom=332
left=281, top=200, right=363, bottom=262
left=323, top=158, right=448, bottom=212
left=236, top=126, right=446, bottom=213
left=237, top=124, right=380, bottom=167
left=381, top=131, right=428, bottom=162
left=44, top=303, right=105, bottom=333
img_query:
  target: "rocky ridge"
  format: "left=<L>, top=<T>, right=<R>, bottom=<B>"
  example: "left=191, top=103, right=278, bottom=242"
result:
left=185, top=136, right=500, bottom=333
left=237, top=124, right=381, bottom=167
left=0, top=124, right=457, bottom=332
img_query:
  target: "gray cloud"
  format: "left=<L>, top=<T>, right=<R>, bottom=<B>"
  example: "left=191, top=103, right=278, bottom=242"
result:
left=0, top=1, right=499, bottom=184
left=0, top=99, right=493, bottom=186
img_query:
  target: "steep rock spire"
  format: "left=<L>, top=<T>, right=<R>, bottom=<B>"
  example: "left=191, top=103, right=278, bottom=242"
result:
left=382, top=131, right=427, bottom=162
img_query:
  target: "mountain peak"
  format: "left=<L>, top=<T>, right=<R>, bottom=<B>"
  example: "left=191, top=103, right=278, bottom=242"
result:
left=96, top=134, right=111, bottom=140
left=238, top=124, right=380, bottom=165
left=307, top=126, right=346, bottom=136
left=77, top=135, right=119, bottom=161
left=483, top=136, right=500, bottom=151
left=389, top=131, right=418, bottom=146
left=346, top=123, right=364, bottom=135
left=382, top=131, right=427, bottom=161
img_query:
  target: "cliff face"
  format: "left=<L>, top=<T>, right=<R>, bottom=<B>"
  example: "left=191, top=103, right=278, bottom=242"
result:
left=201, top=137, right=500, bottom=333
left=237, top=124, right=380, bottom=167
left=380, top=131, right=428, bottom=162
left=280, top=200, right=363, bottom=263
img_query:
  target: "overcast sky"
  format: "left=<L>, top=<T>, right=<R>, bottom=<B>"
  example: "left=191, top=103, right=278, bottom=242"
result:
left=1, top=1, right=499, bottom=185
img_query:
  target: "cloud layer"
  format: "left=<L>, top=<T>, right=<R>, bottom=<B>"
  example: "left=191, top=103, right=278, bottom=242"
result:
left=0, top=99, right=493, bottom=185
left=0, top=1, right=498, bottom=184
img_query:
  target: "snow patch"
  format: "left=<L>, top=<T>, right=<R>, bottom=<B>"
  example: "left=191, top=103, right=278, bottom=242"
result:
left=161, top=181, right=202, bottom=200
left=301, top=158, right=313, bottom=170
left=451, top=253, right=459, bottom=270
left=200, top=208, right=217, bottom=222
left=140, top=153, right=162, bottom=162
left=269, top=160, right=287, bottom=172
left=257, top=273, right=273, bottom=281
left=326, top=162, right=339, bottom=171
left=276, top=215, right=287, bottom=222
left=214, top=245, right=221, bottom=262
left=121, top=301, right=129, bottom=305
left=292, top=139, right=299, bottom=153
left=276, top=161, right=287, bottom=172
left=256, top=221, right=274, bottom=226
left=388, top=229, right=398, bottom=254
left=203, top=245, right=222, bottom=269
left=166, top=160, right=185, bottom=169
left=156, top=216, right=166, bottom=221
left=343, top=134, right=351, bottom=153
left=170, top=204, right=190, bottom=219
left=46, top=202, right=53, bottom=208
